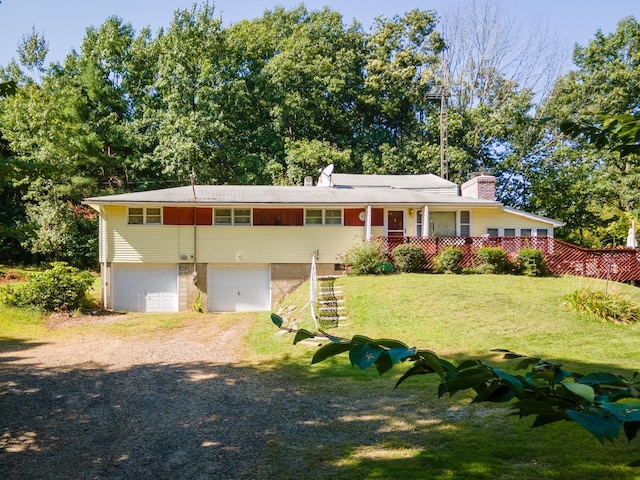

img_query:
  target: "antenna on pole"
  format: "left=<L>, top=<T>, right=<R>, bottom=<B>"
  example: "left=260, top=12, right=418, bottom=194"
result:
left=427, top=58, right=449, bottom=180
left=189, top=169, right=197, bottom=201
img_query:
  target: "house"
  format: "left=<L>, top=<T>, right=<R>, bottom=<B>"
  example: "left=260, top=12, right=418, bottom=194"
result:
left=83, top=169, right=563, bottom=313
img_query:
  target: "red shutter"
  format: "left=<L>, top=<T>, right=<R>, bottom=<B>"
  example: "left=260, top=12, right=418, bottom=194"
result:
left=163, top=207, right=212, bottom=225
left=253, top=208, right=304, bottom=226
left=371, top=208, right=384, bottom=226
left=344, top=208, right=365, bottom=226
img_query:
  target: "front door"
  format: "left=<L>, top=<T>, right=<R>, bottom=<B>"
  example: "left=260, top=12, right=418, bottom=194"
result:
left=387, top=210, right=404, bottom=236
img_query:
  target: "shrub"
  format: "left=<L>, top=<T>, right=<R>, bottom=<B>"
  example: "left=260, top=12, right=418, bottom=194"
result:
left=563, top=288, right=640, bottom=324
left=516, top=248, right=548, bottom=277
left=391, top=244, right=426, bottom=273
left=344, top=240, right=390, bottom=275
left=0, top=262, right=93, bottom=311
left=433, top=246, right=464, bottom=274
left=475, top=247, right=512, bottom=274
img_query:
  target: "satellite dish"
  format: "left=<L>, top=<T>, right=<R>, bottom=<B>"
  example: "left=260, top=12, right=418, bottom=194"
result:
left=320, top=164, right=334, bottom=178
left=317, top=164, right=334, bottom=187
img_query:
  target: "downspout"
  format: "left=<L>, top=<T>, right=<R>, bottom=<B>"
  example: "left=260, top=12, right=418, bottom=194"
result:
left=192, top=189, right=198, bottom=285
left=100, top=205, right=108, bottom=309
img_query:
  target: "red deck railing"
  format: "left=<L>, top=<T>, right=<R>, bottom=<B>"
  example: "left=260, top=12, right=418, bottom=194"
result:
left=375, top=236, right=640, bottom=282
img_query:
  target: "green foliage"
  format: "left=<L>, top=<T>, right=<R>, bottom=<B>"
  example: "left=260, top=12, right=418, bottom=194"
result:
left=0, top=262, right=93, bottom=311
left=433, top=246, right=463, bottom=274
left=474, top=246, right=512, bottom=274
left=563, top=288, right=640, bottom=324
left=516, top=247, right=549, bottom=277
left=391, top=243, right=426, bottom=273
left=272, top=313, right=640, bottom=444
left=343, top=240, right=389, bottom=275
left=192, top=292, right=206, bottom=313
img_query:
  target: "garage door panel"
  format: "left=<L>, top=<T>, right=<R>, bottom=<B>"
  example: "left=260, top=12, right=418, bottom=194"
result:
left=112, top=264, right=178, bottom=312
left=208, top=264, right=270, bottom=312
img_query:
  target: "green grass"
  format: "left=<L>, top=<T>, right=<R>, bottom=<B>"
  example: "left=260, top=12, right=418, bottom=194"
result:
left=3, top=272, right=640, bottom=478
left=251, top=274, right=640, bottom=479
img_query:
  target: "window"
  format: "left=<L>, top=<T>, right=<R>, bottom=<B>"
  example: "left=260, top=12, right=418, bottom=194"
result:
left=214, top=208, right=251, bottom=225
left=146, top=208, right=161, bottom=224
left=521, top=228, right=531, bottom=236
left=460, top=210, right=470, bottom=236
left=128, top=207, right=144, bottom=225
left=305, top=209, right=342, bottom=226
left=536, top=228, right=548, bottom=237
left=234, top=209, right=251, bottom=225
left=325, top=209, right=342, bottom=225
left=416, top=210, right=423, bottom=236
left=214, top=209, right=232, bottom=225
left=504, top=228, right=516, bottom=237
left=487, top=228, right=499, bottom=236
left=128, top=207, right=161, bottom=225
left=305, top=209, right=323, bottom=225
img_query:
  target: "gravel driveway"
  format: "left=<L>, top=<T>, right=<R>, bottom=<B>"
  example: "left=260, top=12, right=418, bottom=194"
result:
left=0, top=314, right=433, bottom=479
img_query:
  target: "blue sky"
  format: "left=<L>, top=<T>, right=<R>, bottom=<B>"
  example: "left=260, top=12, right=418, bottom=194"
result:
left=1, top=0, right=639, bottom=70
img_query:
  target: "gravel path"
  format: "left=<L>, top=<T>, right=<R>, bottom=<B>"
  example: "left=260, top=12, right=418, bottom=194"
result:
left=1, top=314, right=439, bottom=479
left=0, top=315, right=308, bottom=479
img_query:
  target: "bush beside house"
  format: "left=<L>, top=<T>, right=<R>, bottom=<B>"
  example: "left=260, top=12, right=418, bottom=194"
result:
left=0, top=262, right=93, bottom=311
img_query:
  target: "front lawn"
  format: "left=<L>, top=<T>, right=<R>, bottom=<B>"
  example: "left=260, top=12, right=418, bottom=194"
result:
left=250, top=274, right=640, bottom=479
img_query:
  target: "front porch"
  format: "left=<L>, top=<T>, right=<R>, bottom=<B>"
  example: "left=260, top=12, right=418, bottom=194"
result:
left=376, top=236, right=640, bottom=282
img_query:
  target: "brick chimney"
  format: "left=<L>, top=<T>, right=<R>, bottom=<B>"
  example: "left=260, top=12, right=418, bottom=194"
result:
left=461, top=174, right=496, bottom=201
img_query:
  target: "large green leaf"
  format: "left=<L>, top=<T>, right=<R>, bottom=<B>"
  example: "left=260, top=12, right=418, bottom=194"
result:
left=493, top=368, right=524, bottom=395
left=578, top=372, right=627, bottom=388
left=394, top=361, right=436, bottom=389
left=373, top=338, right=410, bottom=350
left=600, top=399, right=640, bottom=422
left=531, top=411, right=569, bottom=428
left=350, top=334, right=374, bottom=345
left=515, top=357, right=542, bottom=370
left=310, top=342, right=353, bottom=365
left=566, top=409, right=622, bottom=443
left=564, top=382, right=596, bottom=403
left=375, top=347, right=417, bottom=375
left=293, top=329, right=316, bottom=345
left=624, top=421, right=640, bottom=442
left=271, top=313, right=283, bottom=328
left=443, top=366, right=494, bottom=396
left=349, top=343, right=385, bottom=370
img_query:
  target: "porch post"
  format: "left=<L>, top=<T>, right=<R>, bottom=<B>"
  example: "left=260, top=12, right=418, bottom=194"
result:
left=422, top=205, right=429, bottom=237
left=366, top=205, right=372, bottom=241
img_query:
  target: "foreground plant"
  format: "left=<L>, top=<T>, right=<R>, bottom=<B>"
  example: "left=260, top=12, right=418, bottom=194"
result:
left=272, top=313, right=640, bottom=444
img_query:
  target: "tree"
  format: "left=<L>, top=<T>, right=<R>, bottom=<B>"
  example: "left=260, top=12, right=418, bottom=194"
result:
left=531, top=17, right=640, bottom=245
left=437, top=0, right=564, bottom=184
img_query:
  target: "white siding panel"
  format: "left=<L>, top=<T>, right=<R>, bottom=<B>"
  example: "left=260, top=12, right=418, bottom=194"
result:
left=471, top=209, right=553, bottom=236
left=197, top=226, right=364, bottom=263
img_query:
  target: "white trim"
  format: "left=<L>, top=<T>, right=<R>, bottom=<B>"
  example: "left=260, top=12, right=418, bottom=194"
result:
left=501, top=206, right=564, bottom=227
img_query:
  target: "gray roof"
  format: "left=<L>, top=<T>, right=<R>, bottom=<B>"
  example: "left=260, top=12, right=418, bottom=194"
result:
left=84, top=184, right=499, bottom=207
left=328, top=173, right=457, bottom=189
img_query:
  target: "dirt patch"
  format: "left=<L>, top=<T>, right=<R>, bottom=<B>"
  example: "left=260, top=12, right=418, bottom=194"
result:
left=44, top=311, right=130, bottom=330
left=0, top=270, right=26, bottom=286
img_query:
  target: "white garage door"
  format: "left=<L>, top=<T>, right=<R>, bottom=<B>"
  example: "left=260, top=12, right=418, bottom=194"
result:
left=112, top=264, right=179, bottom=312
left=208, top=264, right=271, bottom=312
